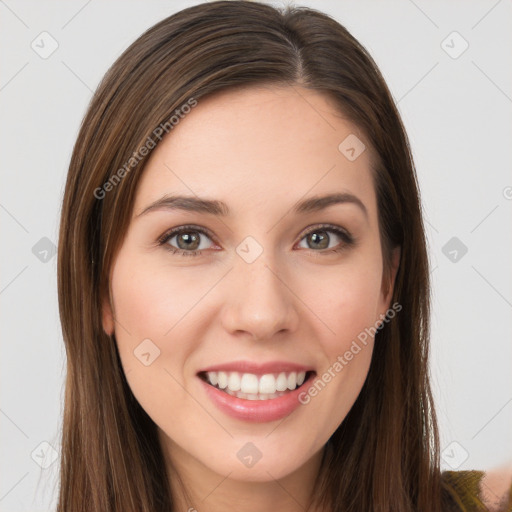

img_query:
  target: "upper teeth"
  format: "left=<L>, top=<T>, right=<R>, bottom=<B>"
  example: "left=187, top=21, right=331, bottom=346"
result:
left=205, top=371, right=307, bottom=394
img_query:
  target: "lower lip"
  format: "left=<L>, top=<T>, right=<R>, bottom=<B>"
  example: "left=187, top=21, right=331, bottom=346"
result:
left=198, top=373, right=315, bottom=423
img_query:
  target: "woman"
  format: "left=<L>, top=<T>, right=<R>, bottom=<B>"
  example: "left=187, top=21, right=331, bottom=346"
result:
left=56, top=1, right=511, bottom=510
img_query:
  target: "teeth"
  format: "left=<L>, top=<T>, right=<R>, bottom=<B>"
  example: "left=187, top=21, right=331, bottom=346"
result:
left=287, top=372, right=297, bottom=390
left=209, top=372, right=218, bottom=386
left=204, top=370, right=309, bottom=395
left=258, top=374, right=276, bottom=394
left=228, top=372, right=241, bottom=391
left=276, top=372, right=288, bottom=391
left=217, top=371, right=228, bottom=389
left=240, top=373, right=259, bottom=394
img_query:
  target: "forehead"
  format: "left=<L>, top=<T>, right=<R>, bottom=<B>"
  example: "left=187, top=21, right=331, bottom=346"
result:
left=134, top=85, right=377, bottom=219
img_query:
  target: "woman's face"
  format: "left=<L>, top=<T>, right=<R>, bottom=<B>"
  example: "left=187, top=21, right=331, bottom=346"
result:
left=102, top=85, right=399, bottom=484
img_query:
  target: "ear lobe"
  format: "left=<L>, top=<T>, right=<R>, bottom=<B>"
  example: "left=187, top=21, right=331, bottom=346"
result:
left=101, top=288, right=115, bottom=336
left=382, top=245, right=401, bottom=307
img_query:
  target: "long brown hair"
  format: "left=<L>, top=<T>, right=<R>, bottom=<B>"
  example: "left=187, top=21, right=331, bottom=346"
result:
left=57, top=1, right=442, bottom=510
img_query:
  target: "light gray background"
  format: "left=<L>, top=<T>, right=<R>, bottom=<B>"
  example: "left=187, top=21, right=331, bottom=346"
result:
left=1, top=0, right=511, bottom=510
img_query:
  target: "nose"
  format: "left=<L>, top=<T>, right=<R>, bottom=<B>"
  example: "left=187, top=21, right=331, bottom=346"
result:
left=220, top=251, right=300, bottom=341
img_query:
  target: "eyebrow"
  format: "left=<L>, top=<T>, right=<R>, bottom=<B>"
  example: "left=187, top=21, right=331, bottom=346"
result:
left=135, top=192, right=368, bottom=219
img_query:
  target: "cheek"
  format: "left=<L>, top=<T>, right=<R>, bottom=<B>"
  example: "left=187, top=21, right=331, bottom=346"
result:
left=302, top=255, right=384, bottom=352
left=108, top=254, right=188, bottom=384
left=109, top=252, right=225, bottom=394
left=296, top=264, right=382, bottom=437
left=110, top=253, right=211, bottom=343
left=109, top=254, right=207, bottom=427
left=293, top=251, right=382, bottom=424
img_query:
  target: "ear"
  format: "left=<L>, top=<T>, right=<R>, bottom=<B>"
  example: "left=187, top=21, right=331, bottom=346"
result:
left=101, top=286, right=115, bottom=336
left=380, top=245, right=401, bottom=312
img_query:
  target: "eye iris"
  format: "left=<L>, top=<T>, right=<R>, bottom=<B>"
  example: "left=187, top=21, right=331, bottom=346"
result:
left=177, top=231, right=200, bottom=250
left=170, top=228, right=339, bottom=252
left=307, top=231, right=329, bottom=250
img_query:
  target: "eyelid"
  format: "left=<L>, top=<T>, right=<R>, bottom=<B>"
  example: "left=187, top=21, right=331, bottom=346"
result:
left=158, top=222, right=355, bottom=255
left=157, top=224, right=218, bottom=246
left=296, top=222, right=353, bottom=242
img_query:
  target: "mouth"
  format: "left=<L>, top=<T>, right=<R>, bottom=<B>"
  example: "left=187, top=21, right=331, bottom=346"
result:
left=197, top=370, right=316, bottom=401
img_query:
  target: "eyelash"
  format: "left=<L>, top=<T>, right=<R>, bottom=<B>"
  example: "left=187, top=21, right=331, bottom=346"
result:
left=157, top=223, right=355, bottom=257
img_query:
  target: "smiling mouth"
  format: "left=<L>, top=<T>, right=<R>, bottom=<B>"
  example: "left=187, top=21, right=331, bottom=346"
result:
left=198, top=370, right=316, bottom=400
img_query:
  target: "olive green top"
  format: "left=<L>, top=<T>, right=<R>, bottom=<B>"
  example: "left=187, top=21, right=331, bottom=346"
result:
left=441, top=470, right=512, bottom=512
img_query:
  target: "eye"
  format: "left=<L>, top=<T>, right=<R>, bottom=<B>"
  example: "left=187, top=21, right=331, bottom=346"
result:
left=296, top=224, right=354, bottom=254
left=158, top=223, right=355, bottom=258
left=158, top=225, right=217, bottom=257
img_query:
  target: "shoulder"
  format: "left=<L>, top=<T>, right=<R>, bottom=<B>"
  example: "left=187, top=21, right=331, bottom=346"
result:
left=441, top=467, right=512, bottom=512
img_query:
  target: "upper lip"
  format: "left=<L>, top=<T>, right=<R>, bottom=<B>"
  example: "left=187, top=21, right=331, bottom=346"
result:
left=197, top=360, right=315, bottom=376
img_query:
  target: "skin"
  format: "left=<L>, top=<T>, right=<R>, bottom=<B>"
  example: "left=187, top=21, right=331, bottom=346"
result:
left=481, top=465, right=512, bottom=511
left=102, top=85, right=400, bottom=512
